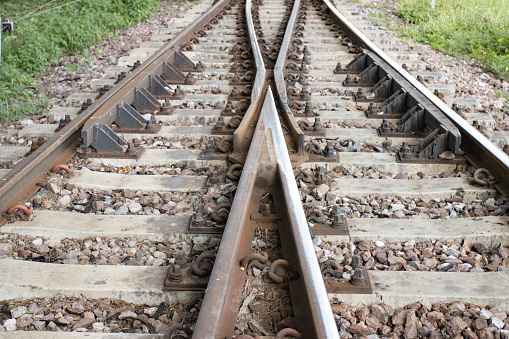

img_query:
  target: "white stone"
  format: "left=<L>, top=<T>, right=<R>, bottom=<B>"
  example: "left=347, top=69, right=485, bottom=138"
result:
left=192, top=235, right=208, bottom=244
left=489, top=316, right=504, bottom=329
left=375, top=241, right=385, bottom=248
left=92, top=322, right=105, bottom=332
left=59, top=195, right=71, bottom=206
left=32, top=238, right=43, bottom=246
left=480, top=309, right=493, bottom=319
left=4, top=319, right=16, bottom=331
left=10, top=306, right=27, bottom=319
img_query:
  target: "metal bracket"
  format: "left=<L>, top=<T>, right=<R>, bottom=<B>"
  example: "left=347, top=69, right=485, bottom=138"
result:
left=132, top=87, right=160, bottom=114
left=86, top=123, right=144, bottom=158
left=162, top=62, right=196, bottom=85
left=113, top=102, right=146, bottom=132
left=148, top=74, right=172, bottom=99
left=350, top=51, right=462, bottom=160
left=169, top=50, right=203, bottom=72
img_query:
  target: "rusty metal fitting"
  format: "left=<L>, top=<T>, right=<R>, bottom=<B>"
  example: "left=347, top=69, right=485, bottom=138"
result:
left=297, top=119, right=312, bottom=131
left=320, top=258, right=341, bottom=277
left=7, top=204, right=33, bottom=216
left=241, top=252, right=268, bottom=275
left=227, top=115, right=243, bottom=130
left=167, top=264, right=183, bottom=282
left=235, top=98, right=250, bottom=112
left=51, top=164, right=73, bottom=173
left=351, top=267, right=367, bottom=286
left=314, top=118, right=324, bottom=133
left=192, top=252, right=216, bottom=277
left=216, top=136, right=233, bottom=153
left=275, top=328, right=302, bottom=339
left=351, top=255, right=362, bottom=269
left=473, top=168, right=494, bottom=186
left=268, top=259, right=293, bottom=285
left=164, top=323, right=193, bottom=339
left=211, top=203, right=231, bottom=223
left=307, top=208, right=328, bottom=224
left=294, top=168, right=313, bottom=183
left=331, top=213, right=346, bottom=228
left=305, top=140, right=321, bottom=155
left=226, top=164, right=243, bottom=181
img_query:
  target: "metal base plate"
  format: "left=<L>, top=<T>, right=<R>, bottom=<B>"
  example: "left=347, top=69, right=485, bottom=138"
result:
left=311, top=222, right=349, bottom=235
left=396, top=152, right=468, bottom=165
left=306, top=153, right=339, bottom=163
left=80, top=147, right=145, bottom=159
left=324, top=268, right=372, bottom=294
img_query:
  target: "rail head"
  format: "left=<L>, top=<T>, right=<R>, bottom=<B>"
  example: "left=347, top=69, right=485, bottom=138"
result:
left=232, top=0, right=267, bottom=155
left=263, top=89, right=340, bottom=339
left=321, top=0, right=509, bottom=195
left=193, top=0, right=268, bottom=336
left=273, top=0, right=306, bottom=154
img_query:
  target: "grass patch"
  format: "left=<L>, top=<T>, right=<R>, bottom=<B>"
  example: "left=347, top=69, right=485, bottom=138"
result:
left=0, top=0, right=164, bottom=124
left=391, top=0, right=509, bottom=80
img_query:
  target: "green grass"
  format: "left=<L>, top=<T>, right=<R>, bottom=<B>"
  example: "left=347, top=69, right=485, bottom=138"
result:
left=0, top=0, right=164, bottom=124
left=391, top=0, right=509, bottom=80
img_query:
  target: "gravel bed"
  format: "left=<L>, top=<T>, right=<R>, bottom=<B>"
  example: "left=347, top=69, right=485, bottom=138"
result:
left=302, top=193, right=508, bottom=219
left=77, top=160, right=225, bottom=176
left=0, top=296, right=197, bottom=333
left=297, top=165, right=472, bottom=181
left=0, top=233, right=218, bottom=267
left=332, top=300, right=509, bottom=338
left=16, top=164, right=236, bottom=217
left=315, top=239, right=509, bottom=274
left=340, top=0, right=509, bottom=133
left=303, top=137, right=464, bottom=158
left=27, top=185, right=233, bottom=216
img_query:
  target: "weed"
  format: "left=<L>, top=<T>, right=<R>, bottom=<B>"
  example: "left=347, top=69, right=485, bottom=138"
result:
left=0, top=0, right=164, bottom=123
left=391, top=0, right=509, bottom=80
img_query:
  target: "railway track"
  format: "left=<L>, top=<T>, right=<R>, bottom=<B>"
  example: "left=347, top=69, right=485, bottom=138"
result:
left=0, top=0, right=509, bottom=337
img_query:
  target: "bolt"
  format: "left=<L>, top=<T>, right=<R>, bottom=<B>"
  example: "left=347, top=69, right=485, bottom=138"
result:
left=168, top=264, right=183, bottom=282
left=350, top=268, right=366, bottom=286
left=351, top=255, right=361, bottom=268
left=334, top=62, right=342, bottom=74
left=401, top=141, right=411, bottom=154
left=381, top=119, right=390, bottom=133
left=325, top=140, right=335, bottom=156
left=331, top=213, right=345, bottom=228
left=368, top=102, right=377, bottom=115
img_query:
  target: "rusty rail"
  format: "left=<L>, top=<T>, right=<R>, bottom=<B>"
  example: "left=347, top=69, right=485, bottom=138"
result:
left=193, top=0, right=268, bottom=335
left=321, top=0, right=509, bottom=196
left=0, top=0, right=231, bottom=220
left=262, top=90, right=340, bottom=338
left=273, top=0, right=306, bottom=155
left=231, top=0, right=267, bottom=157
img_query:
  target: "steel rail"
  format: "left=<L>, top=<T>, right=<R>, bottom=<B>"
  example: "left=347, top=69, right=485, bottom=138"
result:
left=231, top=0, right=267, bottom=157
left=262, top=89, right=340, bottom=339
left=193, top=0, right=268, bottom=336
left=273, top=0, right=306, bottom=155
left=321, top=0, right=509, bottom=196
left=0, top=0, right=231, bottom=220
